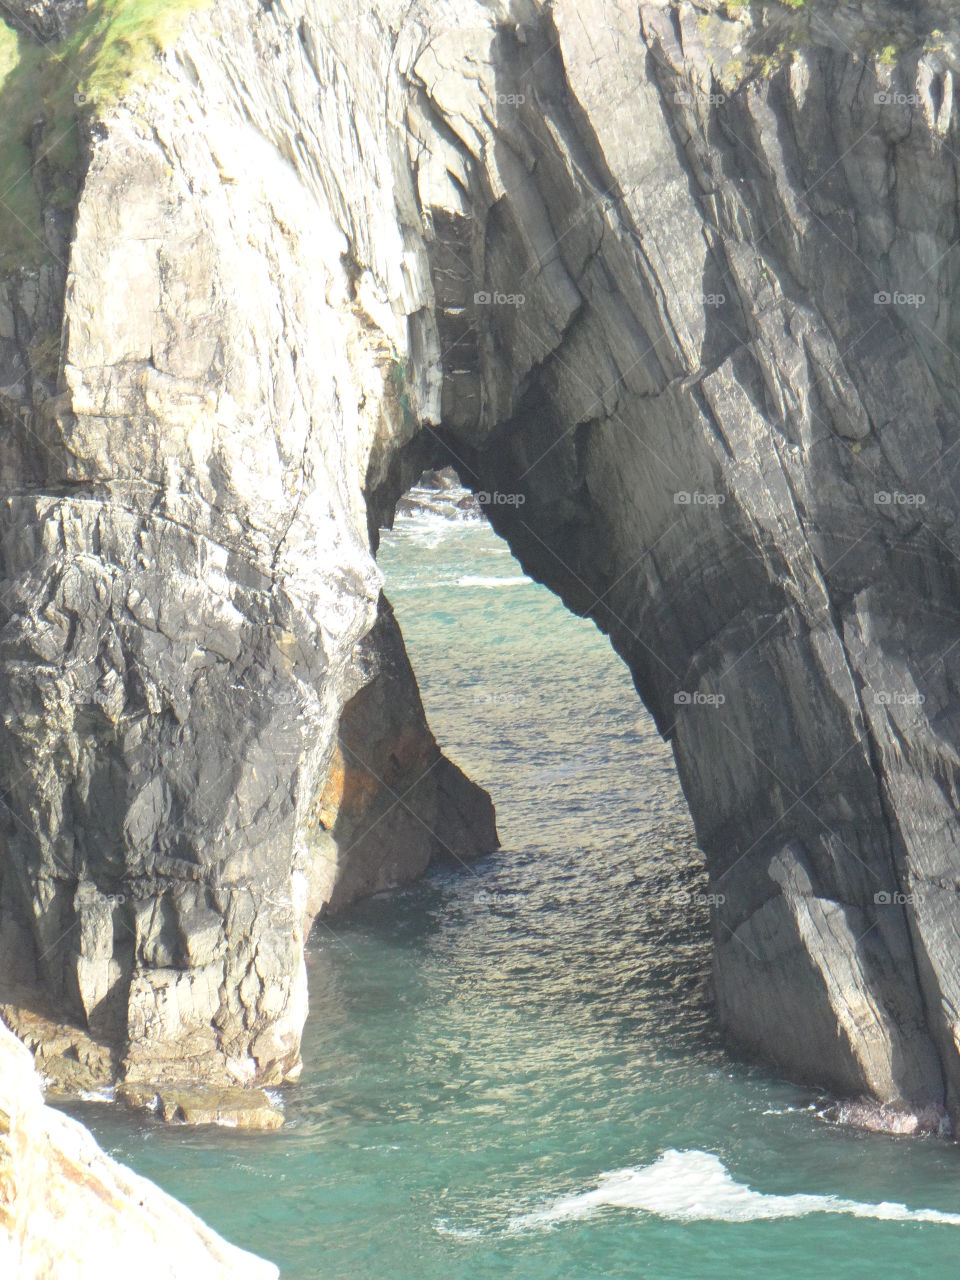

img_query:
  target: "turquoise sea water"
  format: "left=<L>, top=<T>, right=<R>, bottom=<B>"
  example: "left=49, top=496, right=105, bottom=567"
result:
left=69, top=503, right=960, bottom=1277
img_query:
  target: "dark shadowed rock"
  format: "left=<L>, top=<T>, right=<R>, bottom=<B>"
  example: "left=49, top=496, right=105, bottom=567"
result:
left=306, top=594, right=499, bottom=916
left=1, top=0, right=85, bottom=41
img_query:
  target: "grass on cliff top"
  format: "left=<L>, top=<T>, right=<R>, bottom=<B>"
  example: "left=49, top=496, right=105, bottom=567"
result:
left=0, top=0, right=209, bottom=269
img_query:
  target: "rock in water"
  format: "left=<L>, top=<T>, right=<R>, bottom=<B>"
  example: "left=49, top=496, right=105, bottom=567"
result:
left=0, top=1017, right=278, bottom=1278
left=307, top=595, right=499, bottom=915
left=1, top=0, right=960, bottom=1130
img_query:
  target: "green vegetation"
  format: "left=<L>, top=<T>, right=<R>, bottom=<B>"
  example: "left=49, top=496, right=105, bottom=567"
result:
left=878, top=44, right=897, bottom=66
left=0, top=0, right=208, bottom=268
left=27, top=326, right=61, bottom=381
left=388, top=355, right=415, bottom=427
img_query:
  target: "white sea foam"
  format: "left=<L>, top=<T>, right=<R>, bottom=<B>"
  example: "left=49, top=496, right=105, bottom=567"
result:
left=77, top=1086, right=116, bottom=1104
left=395, top=510, right=473, bottom=532
left=394, top=485, right=483, bottom=531
left=760, top=1105, right=816, bottom=1116
left=434, top=1219, right=483, bottom=1240
left=457, top=574, right=532, bottom=588
left=508, top=1150, right=960, bottom=1230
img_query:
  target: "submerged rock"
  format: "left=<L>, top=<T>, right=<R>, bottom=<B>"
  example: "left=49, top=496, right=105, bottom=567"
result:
left=152, top=1085, right=284, bottom=1130
left=819, top=1098, right=953, bottom=1140
left=0, top=1017, right=278, bottom=1278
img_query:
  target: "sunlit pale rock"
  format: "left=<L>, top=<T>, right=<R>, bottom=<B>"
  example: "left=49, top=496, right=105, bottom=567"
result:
left=0, top=1017, right=278, bottom=1278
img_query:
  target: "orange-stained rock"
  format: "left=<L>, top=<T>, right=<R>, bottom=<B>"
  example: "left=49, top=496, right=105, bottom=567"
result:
left=305, top=595, right=499, bottom=917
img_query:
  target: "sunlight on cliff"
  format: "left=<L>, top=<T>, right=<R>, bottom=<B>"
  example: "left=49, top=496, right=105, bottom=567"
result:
left=0, top=0, right=210, bottom=266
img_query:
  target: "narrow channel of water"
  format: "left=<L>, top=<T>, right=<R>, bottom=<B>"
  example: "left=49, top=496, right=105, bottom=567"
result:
left=70, top=497, right=960, bottom=1278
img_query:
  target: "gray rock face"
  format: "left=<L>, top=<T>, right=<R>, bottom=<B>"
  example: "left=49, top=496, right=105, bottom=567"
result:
left=1, top=0, right=85, bottom=42
left=399, top=0, right=960, bottom=1125
left=0, top=0, right=496, bottom=1096
left=3, top=0, right=960, bottom=1129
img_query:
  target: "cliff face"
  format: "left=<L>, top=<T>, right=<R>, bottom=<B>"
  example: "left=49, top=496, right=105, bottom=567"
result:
left=0, top=0, right=497, bottom=1100
left=0, top=1015, right=277, bottom=1278
left=3, top=0, right=960, bottom=1130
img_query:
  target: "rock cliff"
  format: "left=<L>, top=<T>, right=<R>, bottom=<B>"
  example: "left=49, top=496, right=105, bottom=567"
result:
left=3, top=0, right=960, bottom=1133
left=0, top=0, right=499, bottom=1104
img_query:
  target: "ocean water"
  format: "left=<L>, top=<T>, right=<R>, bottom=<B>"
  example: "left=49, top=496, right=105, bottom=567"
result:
left=69, top=495, right=960, bottom=1278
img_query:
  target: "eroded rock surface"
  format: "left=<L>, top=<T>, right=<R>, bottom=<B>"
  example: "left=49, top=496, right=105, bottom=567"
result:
left=3, top=0, right=960, bottom=1130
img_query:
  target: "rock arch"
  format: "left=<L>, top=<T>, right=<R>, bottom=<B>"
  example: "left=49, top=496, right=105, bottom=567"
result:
left=1, top=0, right=959, bottom=1131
